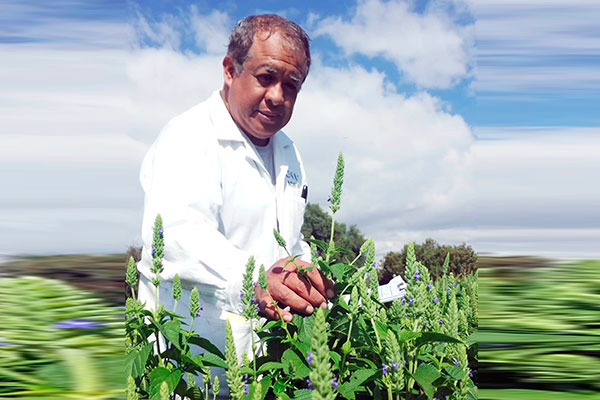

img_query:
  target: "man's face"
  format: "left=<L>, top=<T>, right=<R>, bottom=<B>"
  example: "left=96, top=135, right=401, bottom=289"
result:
left=222, top=31, right=308, bottom=145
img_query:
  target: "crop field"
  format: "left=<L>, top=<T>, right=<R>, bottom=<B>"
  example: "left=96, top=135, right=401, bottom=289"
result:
left=1, top=253, right=598, bottom=399
left=477, top=257, right=600, bottom=400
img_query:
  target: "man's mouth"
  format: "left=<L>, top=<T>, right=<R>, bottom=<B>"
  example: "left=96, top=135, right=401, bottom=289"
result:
left=258, top=110, right=281, bottom=122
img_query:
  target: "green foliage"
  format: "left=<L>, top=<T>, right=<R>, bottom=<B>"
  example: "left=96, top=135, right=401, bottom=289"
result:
left=309, top=308, right=336, bottom=400
left=126, top=154, right=478, bottom=399
left=379, top=238, right=478, bottom=284
left=329, top=152, right=344, bottom=214
left=0, top=276, right=125, bottom=398
left=301, top=203, right=367, bottom=262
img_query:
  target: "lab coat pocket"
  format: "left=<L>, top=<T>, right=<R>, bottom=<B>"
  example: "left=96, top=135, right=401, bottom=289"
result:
left=287, top=190, right=307, bottom=247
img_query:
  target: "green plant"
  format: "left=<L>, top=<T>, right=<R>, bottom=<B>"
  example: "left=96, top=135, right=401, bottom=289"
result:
left=125, top=152, right=478, bottom=399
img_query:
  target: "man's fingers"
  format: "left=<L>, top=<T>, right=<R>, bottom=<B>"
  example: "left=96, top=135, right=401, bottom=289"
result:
left=262, top=301, right=293, bottom=322
left=295, top=259, right=335, bottom=299
left=270, top=282, right=317, bottom=315
left=281, top=271, right=327, bottom=308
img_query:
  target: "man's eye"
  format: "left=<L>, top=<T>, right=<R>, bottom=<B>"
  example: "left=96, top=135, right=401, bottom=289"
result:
left=257, top=74, right=273, bottom=85
left=284, top=82, right=299, bottom=93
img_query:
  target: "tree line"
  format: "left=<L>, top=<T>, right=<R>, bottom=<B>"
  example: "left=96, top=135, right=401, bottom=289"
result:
left=301, top=203, right=477, bottom=284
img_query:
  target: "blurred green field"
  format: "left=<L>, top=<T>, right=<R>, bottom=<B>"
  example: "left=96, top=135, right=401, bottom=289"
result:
left=0, top=275, right=126, bottom=399
left=477, top=256, right=600, bottom=399
left=2, top=254, right=599, bottom=399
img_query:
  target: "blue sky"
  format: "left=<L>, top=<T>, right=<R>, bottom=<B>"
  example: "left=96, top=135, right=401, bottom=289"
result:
left=1, top=0, right=599, bottom=259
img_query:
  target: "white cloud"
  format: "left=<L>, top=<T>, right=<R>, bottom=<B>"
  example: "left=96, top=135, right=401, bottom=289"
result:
left=470, top=0, right=600, bottom=93
left=313, top=0, right=474, bottom=88
left=2, top=3, right=597, bottom=260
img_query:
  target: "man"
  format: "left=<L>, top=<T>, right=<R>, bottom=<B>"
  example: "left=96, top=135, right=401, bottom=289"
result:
left=136, top=13, right=333, bottom=386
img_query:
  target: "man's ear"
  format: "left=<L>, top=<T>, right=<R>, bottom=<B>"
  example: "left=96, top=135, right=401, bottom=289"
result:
left=222, top=55, right=237, bottom=87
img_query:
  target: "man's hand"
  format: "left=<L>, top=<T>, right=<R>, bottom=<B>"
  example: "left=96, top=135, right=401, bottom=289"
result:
left=255, top=257, right=335, bottom=321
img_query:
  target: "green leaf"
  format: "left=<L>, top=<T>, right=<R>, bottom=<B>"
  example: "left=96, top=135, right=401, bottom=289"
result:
left=293, top=388, right=313, bottom=400
left=445, top=365, right=467, bottom=380
left=298, top=313, right=315, bottom=343
left=124, top=342, right=153, bottom=378
left=261, top=320, right=282, bottom=331
left=329, top=263, right=348, bottom=281
left=273, top=379, right=289, bottom=397
left=149, top=367, right=182, bottom=400
left=399, top=330, right=421, bottom=342
left=188, top=336, right=225, bottom=359
left=307, top=238, right=329, bottom=252
left=338, top=368, right=377, bottom=399
left=160, top=319, right=182, bottom=350
left=329, top=350, right=342, bottom=371
left=257, top=361, right=284, bottom=375
left=353, top=357, right=377, bottom=370
left=416, top=332, right=463, bottom=347
left=341, top=340, right=352, bottom=355
left=259, top=376, right=272, bottom=400
left=292, top=339, right=311, bottom=356
left=201, top=352, right=227, bottom=369
left=413, top=364, right=440, bottom=399
left=281, top=348, right=310, bottom=379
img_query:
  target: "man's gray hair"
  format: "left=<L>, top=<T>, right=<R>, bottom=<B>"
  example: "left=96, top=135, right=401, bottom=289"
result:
left=227, top=14, right=311, bottom=79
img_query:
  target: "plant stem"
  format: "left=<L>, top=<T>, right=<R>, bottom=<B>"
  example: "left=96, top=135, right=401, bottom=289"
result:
left=340, top=318, right=354, bottom=376
left=370, top=319, right=383, bottom=351
left=266, top=289, right=293, bottom=342
left=250, top=318, right=257, bottom=378
left=326, top=212, right=337, bottom=264
left=349, top=252, right=361, bottom=266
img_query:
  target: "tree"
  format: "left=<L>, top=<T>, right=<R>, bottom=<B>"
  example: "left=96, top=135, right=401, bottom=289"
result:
left=301, top=203, right=367, bottom=262
left=378, top=238, right=477, bottom=284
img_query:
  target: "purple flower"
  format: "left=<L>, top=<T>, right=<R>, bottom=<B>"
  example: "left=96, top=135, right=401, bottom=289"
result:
left=453, top=357, right=460, bottom=366
left=244, top=375, right=249, bottom=396
left=382, top=363, right=388, bottom=375
left=402, top=360, right=407, bottom=366
left=372, top=262, right=377, bottom=268
left=453, top=282, right=457, bottom=288
left=0, top=342, right=15, bottom=346
left=306, top=378, right=312, bottom=390
left=158, top=228, right=163, bottom=237
left=402, top=298, right=406, bottom=306
left=414, top=270, right=420, bottom=281
left=469, top=368, right=473, bottom=378
left=439, top=318, right=444, bottom=326
left=392, top=360, right=398, bottom=371
left=409, top=296, right=414, bottom=306
left=251, top=296, right=257, bottom=304
left=253, top=282, right=257, bottom=288
left=151, top=246, right=156, bottom=255
left=196, top=305, right=203, bottom=318
left=256, top=304, right=261, bottom=313
left=240, top=290, right=244, bottom=300
left=306, top=351, right=313, bottom=364
left=52, top=318, right=104, bottom=330
left=423, top=321, right=427, bottom=328
left=427, top=282, right=431, bottom=290
left=433, top=297, right=439, bottom=304
left=446, top=287, right=451, bottom=295
left=332, top=377, right=338, bottom=389
left=327, top=196, right=331, bottom=202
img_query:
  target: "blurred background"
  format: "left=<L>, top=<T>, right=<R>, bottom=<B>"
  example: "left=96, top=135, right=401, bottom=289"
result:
left=1, top=0, right=599, bottom=399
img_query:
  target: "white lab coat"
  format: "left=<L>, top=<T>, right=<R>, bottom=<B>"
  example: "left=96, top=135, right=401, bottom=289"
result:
left=136, top=90, right=310, bottom=379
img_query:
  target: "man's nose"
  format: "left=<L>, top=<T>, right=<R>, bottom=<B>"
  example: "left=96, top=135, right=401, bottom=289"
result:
left=265, top=82, right=284, bottom=106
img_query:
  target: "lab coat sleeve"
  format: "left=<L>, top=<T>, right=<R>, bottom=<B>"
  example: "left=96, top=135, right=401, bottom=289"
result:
left=139, top=117, right=250, bottom=315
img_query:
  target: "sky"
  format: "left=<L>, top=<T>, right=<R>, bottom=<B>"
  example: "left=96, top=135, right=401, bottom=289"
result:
left=1, top=0, right=599, bottom=260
